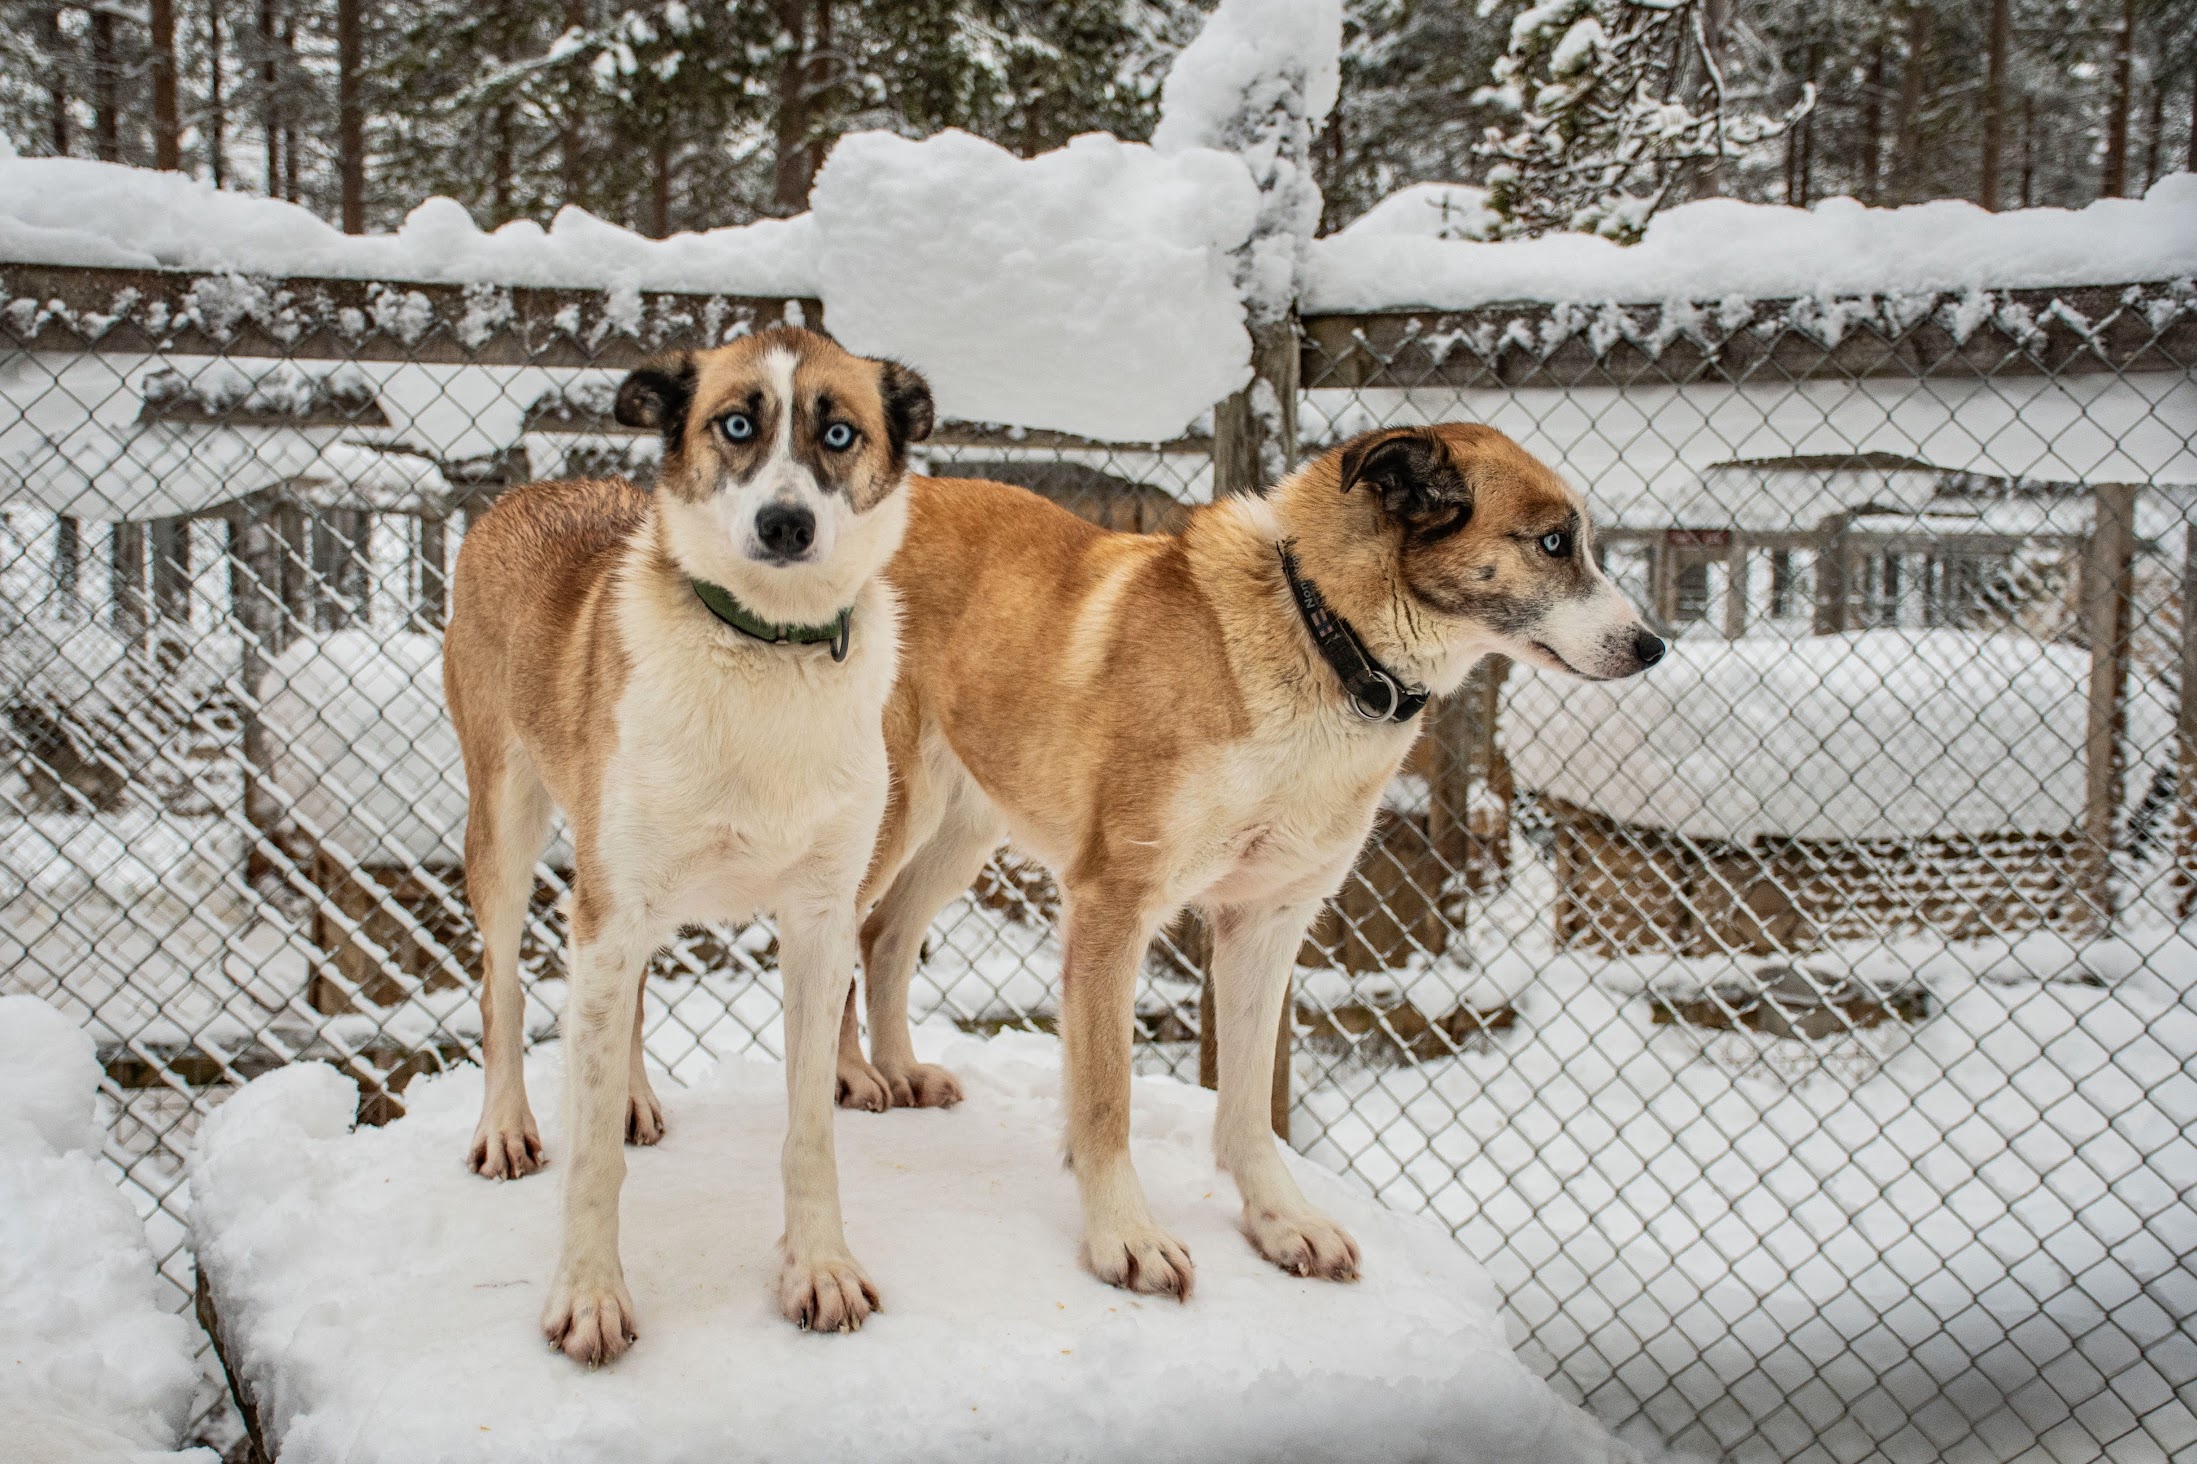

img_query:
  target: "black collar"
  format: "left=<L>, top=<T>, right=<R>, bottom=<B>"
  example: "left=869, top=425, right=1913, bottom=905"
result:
left=1276, top=542, right=1429, bottom=724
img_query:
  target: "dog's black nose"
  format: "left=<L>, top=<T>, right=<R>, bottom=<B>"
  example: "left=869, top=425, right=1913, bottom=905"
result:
left=1633, top=628, right=1667, bottom=667
left=755, top=503, right=815, bottom=559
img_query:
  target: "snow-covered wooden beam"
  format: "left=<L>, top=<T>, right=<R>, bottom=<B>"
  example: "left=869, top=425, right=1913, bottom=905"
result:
left=0, top=262, right=821, bottom=368
left=1301, top=279, right=2197, bottom=389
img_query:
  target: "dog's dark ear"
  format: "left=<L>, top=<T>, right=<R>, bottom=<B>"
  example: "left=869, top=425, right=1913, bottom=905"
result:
left=1337, top=428, right=1466, bottom=525
left=879, top=360, right=934, bottom=458
left=613, top=353, right=697, bottom=441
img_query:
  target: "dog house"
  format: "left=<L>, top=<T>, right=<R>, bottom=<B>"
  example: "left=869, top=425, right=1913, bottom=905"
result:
left=1508, top=630, right=2170, bottom=955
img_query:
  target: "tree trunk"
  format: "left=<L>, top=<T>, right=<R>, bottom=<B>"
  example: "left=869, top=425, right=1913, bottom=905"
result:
left=1860, top=36, right=1886, bottom=201
left=40, top=5, right=68, bottom=156
left=92, top=9, right=120, bottom=162
left=492, top=104, right=513, bottom=224
left=651, top=134, right=673, bottom=237
left=559, top=0, right=587, bottom=209
left=208, top=0, right=227, bottom=185
left=261, top=0, right=280, bottom=195
left=280, top=12, right=299, bottom=200
left=2142, top=77, right=2164, bottom=190
left=152, top=0, right=182, bottom=169
left=771, top=0, right=831, bottom=213
left=1887, top=3, right=1934, bottom=203
left=2021, top=94, right=2036, bottom=206
left=338, top=0, right=364, bottom=230
left=1981, top=0, right=2009, bottom=208
left=2102, top=0, right=2135, bottom=197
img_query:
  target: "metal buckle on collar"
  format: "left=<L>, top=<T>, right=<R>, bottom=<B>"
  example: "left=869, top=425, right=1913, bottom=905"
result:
left=1346, top=672, right=1402, bottom=723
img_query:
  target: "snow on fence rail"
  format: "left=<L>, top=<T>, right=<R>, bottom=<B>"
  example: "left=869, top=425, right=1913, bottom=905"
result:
left=3, top=257, right=2195, bottom=1464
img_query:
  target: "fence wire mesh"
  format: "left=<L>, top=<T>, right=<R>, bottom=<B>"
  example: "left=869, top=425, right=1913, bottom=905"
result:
left=1, top=264, right=2193, bottom=1464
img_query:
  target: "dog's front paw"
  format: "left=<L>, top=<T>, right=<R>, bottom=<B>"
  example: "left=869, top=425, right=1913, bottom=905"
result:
left=467, top=1107, right=544, bottom=1180
left=778, top=1247, right=880, bottom=1333
left=836, top=1054, right=892, bottom=1113
left=1245, top=1207, right=1360, bottom=1281
left=542, top=1265, right=637, bottom=1366
left=1085, top=1222, right=1195, bottom=1300
left=626, top=1085, right=665, bottom=1146
left=881, top=1060, right=963, bottom=1109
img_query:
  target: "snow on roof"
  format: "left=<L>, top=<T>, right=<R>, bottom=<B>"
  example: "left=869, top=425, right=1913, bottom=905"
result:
left=0, top=157, right=819, bottom=296
left=138, top=361, right=385, bottom=426
left=190, top=1032, right=1634, bottom=1464
left=1506, top=630, right=2173, bottom=842
left=0, top=355, right=550, bottom=518
left=0, top=995, right=205, bottom=1461
left=1306, top=173, right=2197, bottom=312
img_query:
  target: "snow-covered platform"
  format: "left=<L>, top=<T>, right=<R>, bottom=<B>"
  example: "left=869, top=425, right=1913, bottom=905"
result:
left=192, top=1031, right=1638, bottom=1464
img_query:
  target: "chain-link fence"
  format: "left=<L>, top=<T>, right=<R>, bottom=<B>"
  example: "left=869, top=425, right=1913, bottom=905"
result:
left=3, top=262, right=2193, bottom=1463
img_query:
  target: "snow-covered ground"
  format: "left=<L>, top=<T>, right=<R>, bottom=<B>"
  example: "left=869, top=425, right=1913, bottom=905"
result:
left=190, top=1031, right=1643, bottom=1464
left=0, top=996, right=214, bottom=1464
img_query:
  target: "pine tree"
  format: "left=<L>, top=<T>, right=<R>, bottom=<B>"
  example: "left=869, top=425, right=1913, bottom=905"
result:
left=1472, top=0, right=1806, bottom=241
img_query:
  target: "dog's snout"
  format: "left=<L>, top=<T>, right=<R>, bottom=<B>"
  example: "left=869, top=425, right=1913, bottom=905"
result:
left=755, top=503, right=816, bottom=560
left=1632, top=628, right=1667, bottom=668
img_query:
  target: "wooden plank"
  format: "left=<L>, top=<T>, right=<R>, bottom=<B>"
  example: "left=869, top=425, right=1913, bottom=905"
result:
left=2179, top=524, right=2197, bottom=918
left=195, top=1271, right=274, bottom=1464
left=1723, top=535, right=1749, bottom=639
left=1301, top=280, right=2197, bottom=390
left=1812, top=512, right=1850, bottom=634
left=0, top=261, right=822, bottom=367
left=110, top=520, right=146, bottom=643
left=2080, top=483, right=2139, bottom=928
left=414, top=515, right=448, bottom=631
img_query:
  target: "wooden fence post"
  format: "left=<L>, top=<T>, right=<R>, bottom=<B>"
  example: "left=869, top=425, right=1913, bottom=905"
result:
left=111, top=520, right=147, bottom=646
left=1723, top=534, right=1749, bottom=639
left=2080, top=482, right=2138, bottom=928
left=228, top=501, right=287, bottom=842
left=1812, top=511, right=1850, bottom=634
left=54, top=515, right=81, bottom=616
left=1200, top=313, right=1301, bottom=1138
left=413, top=514, right=448, bottom=632
left=150, top=516, right=192, bottom=669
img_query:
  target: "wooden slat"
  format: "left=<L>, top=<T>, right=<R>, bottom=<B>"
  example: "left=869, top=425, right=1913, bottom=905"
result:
left=1302, top=281, right=2197, bottom=389
left=0, top=261, right=821, bottom=367
left=2080, top=483, right=2139, bottom=927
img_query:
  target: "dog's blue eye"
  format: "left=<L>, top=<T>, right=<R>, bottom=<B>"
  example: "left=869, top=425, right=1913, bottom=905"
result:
left=720, top=413, right=755, bottom=442
left=1540, top=531, right=1570, bottom=557
left=822, top=422, right=856, bottom=451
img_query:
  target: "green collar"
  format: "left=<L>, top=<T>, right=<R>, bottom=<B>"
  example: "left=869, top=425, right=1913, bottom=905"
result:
left=690, top=579, right=852, bottom=662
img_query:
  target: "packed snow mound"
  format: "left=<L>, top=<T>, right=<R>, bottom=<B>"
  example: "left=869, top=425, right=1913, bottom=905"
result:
left=1307, top=172, right=2197, bottom=311
left=0, top=157, right=819, bottom=295
left=1339, top=182, right=1496, bottom=239
left=812, top=130, right=1257, bottom=441
left=260, top=631, right=468, bottom=866
left=1506, top=630, right=2172, bottom=843
left=0, top=996, right=211, bottom=1464
left=191, top=1033, right=1639, bottom=1464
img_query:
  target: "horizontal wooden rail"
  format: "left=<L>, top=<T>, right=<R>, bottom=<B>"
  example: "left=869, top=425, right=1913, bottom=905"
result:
left=1300, top=280, right=2197, bottom=389
left=0, top=261, right=820, bottom=368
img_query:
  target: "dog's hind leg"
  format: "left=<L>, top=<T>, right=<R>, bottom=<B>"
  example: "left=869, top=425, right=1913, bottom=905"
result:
left=1060, top=883, right=1194, bottom=1298
left=1209, top=898, right=1360, bottom=1282
left=624, top=976, right=664, bottom=1144
left=464, top=747, right=555, bottom=1179
left=856, top=788, right=1002, bottom=1109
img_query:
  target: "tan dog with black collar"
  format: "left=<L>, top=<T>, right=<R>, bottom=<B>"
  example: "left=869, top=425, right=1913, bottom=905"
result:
left=837, top=425, right=1664, bottom=1297
left=444, top=327, right=931, bottom=1363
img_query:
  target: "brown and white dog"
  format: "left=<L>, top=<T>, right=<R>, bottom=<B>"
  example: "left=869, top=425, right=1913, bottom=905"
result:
left=835, top=424, right=1662, bottom=1296
left=444, top=327, right=931, bottom=1363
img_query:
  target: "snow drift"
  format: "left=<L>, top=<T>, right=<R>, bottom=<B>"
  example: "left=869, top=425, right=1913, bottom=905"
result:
left=190, top=1031, right=1641, bottom=1464
left=0, top=995, right=210, bottom=1463
left=812, top=129, right=1257, bottom=441
left=1506, top=630, right=2173, bottom=842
